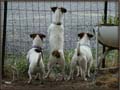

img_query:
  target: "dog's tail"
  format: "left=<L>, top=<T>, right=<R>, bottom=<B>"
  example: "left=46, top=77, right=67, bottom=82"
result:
left=52, top=50, right=61, bottom=58
left=77, top=43, right=81, bottom=56
left=37, top=53, right=42, bottom=66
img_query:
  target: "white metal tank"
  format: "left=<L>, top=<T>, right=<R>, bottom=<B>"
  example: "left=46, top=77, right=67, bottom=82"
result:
left=94, top=26, right=118, bottom=48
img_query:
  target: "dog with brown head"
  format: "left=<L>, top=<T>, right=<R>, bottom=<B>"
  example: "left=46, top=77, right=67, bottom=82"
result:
left=27, top=33, right=46, bottom=84
left=45, top=7, right=67, bottom=81
left=69, top=32, right=94, bottom=81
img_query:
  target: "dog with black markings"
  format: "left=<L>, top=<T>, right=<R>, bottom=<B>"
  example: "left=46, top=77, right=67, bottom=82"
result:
left=69, top=32, right=93, bottom=81
left=27, top=33, right=46, bottom=83
left=45, top=7, right=67, bottom=80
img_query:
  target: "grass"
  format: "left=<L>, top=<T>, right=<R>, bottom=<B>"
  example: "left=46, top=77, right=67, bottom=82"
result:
left=3, top=49, right=118, bottom=80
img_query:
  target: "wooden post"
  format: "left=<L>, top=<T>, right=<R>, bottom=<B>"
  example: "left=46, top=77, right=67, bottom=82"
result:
left=2, top=1, right=8, bottom=78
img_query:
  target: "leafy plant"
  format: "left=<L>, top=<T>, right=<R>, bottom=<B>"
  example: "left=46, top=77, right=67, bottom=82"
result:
left=64, top=49, right=74, bottom=75
left=108, top=16, right=113, bottom=24
left=114, top=16, right=119, bottom=25
left=101, top=15, right=119, bottom=25
left=4, top=54, right=28, bottom=79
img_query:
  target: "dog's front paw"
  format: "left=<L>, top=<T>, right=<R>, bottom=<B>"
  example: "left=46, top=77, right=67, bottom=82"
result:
left=27, top=80, right=32, bottom=84
left=67, top=77, right=71, bottom=81
left=83, top=78, right=87, bottom=81
left=87, top=74, right=90, bottom=78
left=67, top=76, right=73, bottom=81
left=61, top=77, right=66, bottom=81
left=44, top=75, right=48, bottom=79
left=76, top=73, right=80, bottom=77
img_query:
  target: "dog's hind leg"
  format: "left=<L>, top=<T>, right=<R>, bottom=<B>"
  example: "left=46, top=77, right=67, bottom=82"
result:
left=44, top=59, right=53, bottom=79
left=35, top=73, right=39, bottom=80
left=56, top=55, right=65, bottom=81
left=61, top=60, right=65, bottom=81
left=28, top=70, right=32, bottom=84
left=68, top=66, right=74, bottom=80
left=68, top=60, right=76, bottom=80
left=76, top=66, right=80, bottom=77
left=87, top=60, right=93, bottom=78
left=28, top=67, right=33, bottom=84
left=41, top=62, right=46, bottom=80
left=44, top=66, right=52, bottom=79
left=81, top=67, right=87, bottom=81
left=81, top=59, right=87, bottom=81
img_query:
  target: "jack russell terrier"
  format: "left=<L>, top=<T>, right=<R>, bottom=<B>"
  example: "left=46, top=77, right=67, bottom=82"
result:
left=45, top=7, right=67, bottom=80
left=69, top=32, right=93, bottom=81
left=27, top=33, right=46, bottom=83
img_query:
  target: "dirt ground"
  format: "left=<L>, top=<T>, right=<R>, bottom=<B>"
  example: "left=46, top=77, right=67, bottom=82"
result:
left=1, top=71, right=118, bottom=90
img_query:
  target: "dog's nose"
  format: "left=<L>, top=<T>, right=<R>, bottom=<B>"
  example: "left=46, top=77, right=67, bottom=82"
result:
left=35, top=35, right=40, bottom=39
left=58, top=8, right=61, bottom=10
left=36, top=35, right=39, bottom=37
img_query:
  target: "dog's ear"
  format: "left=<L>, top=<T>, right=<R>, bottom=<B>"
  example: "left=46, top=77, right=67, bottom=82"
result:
left=78, top=32, right=85, bottom=39
left=30, top=34, right=37, bottom=39
left=38, top=34, right=46, bottom=41
left=51, top=7, right=57, bottom=12
left=61, top=7, right=67, bottom=13
left=87, top=33, right=93, bottom=38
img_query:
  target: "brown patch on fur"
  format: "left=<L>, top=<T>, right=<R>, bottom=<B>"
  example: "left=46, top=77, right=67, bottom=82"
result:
left=60, top=7, right=67, bottom=13
left=52, top=50, right=61, bottom=58
left=51, top=7, right=67, bottom=13
left=78, top=32, right=85, bottom=39
left=51, top=7, right=57, bottom=12
left=87, top=33, right=93, bottom=38
left=78, top=32, right=93, bottom=39
left=30, top=33, right=46, bottom=40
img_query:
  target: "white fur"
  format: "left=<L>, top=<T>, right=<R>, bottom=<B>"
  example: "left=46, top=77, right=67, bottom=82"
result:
left=48, top=24, right=64, bottom=51
left=45, top=7, right=66, bottom=80
left=27, top=35, right=45, bottom=83
left=69, top=33, right=93, bottom=81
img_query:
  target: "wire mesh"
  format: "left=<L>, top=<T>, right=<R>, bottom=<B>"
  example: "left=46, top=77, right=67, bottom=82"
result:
left=1, top=0, right=118, bottom=78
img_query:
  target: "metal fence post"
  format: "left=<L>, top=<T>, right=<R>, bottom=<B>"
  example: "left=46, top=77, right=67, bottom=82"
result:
left=2, top=1, right=8, bottom=78
left=0, top=1, right=2, bottom=86
left=118, top=0, right=120, bottom=89
left=104, top=0, right=108, bottom=24
left=102, top=0, right=108, bottom=68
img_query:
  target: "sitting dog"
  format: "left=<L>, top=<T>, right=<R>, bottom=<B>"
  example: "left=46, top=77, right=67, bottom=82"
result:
left=45, top=7, right=67, bottom=80
left=69, top=32, right=93, bottom=81
left=27, top=33, right=46, bottom=83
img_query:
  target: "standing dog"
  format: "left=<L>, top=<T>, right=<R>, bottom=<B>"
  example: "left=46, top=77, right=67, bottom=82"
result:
left=45, top=7, right=67, bottom=80
left=27, top=33, right=46, bottom=83
left=69, top=32, right=93, bottom=81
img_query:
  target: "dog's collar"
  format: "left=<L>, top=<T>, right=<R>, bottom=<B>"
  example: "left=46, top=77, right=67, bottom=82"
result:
left=80, top=44, right=91, bottom=48
left=53, top=22, right=61, bottom=25
left=32, top=45, right=44, bottom=59
left=32, top=46, right=43, bottom=51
